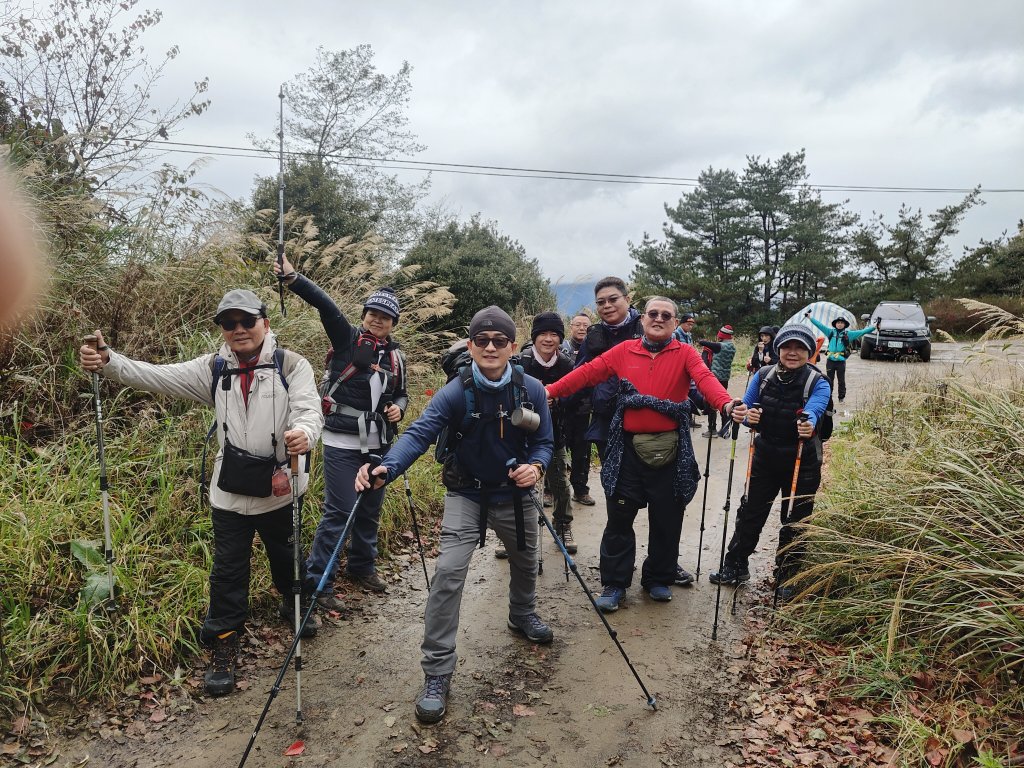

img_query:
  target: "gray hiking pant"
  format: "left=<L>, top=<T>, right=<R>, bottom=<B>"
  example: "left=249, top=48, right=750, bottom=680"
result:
left=421, top=491, right=540, bottom=676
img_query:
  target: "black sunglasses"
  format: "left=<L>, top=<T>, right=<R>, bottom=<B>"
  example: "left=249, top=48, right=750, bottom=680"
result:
left=217, top=315, right=260, bottom=331
left=645, top=310, right=675, bottom=322
left=471, top=334, right=511, bottom=350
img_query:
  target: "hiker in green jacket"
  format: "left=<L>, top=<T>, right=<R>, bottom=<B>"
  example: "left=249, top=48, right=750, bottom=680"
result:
left=805, top=313, right=876, bottom=403
left=699, top=325, right=736, bottom=438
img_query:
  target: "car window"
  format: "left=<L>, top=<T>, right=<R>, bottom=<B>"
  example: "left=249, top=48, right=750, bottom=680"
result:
left=874, top=304, right=926, bottom=323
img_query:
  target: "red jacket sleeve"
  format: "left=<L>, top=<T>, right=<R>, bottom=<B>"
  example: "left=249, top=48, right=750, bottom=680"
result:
left=546, top=344, right=622, bottom=398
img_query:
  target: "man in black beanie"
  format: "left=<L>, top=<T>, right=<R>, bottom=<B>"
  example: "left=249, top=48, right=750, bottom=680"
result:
left=502, top=312, right=577, bottom=554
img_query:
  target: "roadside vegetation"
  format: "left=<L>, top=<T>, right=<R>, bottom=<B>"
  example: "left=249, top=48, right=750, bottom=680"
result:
left=772, top=320, right=1024, bottom=766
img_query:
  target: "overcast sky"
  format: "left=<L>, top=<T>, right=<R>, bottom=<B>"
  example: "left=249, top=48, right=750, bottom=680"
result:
left=145, top=0, right=1024, bottom=285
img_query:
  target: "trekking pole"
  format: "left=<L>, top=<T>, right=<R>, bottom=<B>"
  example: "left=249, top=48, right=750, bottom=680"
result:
left=237, top=458, right=379, bottom=768
left=275, top=86, right=287, bottom=318
left=729, top=404, right=759, bottom=616
left=83, top=334, right=115, bottom=605
left=694, top=419, right=715, bottom=581
left=515, top=463, right=657, bottom=711
left=775, top=412, right=809, bottom=609
left=289, top=453, right=304, bottom=725
left=402, top=473, right=430, bottom=591
left=711, top=412, right=742, bottom=641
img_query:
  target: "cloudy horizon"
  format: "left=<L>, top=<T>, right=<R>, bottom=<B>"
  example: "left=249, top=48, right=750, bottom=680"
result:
left=138, top=0, right=1023, bottom=283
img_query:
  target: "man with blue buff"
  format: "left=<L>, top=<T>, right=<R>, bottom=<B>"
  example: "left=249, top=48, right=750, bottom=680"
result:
left=710, top=324, right=831, bottom=600
left=356, top=305, right=554, bottom=724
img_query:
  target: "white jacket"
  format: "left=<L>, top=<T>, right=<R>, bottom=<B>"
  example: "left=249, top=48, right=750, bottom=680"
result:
left=102, top=331, right=323, bottom=515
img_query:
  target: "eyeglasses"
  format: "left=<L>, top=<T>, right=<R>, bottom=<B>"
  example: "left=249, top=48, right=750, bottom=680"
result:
left=645, top=310, right=675, bottom=322
left=217, top=315, right=260, bottom=331
left=471, top=335, right=511, bottom=350
left=595, top=294, right=624, bottom=307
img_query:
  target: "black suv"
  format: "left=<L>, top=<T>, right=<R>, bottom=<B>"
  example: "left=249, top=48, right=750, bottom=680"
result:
left=859, top=301, right=935, bottom=362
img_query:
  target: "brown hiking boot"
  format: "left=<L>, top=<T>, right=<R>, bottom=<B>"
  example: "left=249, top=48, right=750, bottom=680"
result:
left=573, top=493, right=596, bottom=506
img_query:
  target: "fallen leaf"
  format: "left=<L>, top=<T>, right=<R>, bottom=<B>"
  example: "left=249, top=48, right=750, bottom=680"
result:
left=384, top=715, right=397, bottom=728
left=139, top=675, right=162, bottom=685
left=392, top=742, right=408, bottom=754
left=513, top=704, right=535, bottom=717
left=284, top=740, right=305, bottom=756
left=148, top=709, right=166, bottom=723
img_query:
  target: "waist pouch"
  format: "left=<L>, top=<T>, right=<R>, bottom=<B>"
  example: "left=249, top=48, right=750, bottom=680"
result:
left=441, top=454, right=475, bottom=491
left=631, top=431, right=678, bottom=469
left=218, top=437, right=278, bottom=498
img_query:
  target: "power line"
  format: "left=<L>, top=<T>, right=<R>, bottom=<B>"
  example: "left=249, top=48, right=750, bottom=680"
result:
left=130, top=137, right=1024, bottom=194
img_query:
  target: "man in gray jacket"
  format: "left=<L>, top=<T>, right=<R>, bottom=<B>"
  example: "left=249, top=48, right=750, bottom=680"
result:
left=79, top=289, right=323, bottom=697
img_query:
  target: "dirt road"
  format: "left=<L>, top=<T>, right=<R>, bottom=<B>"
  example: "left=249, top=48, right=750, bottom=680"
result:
left=48, top=345, right=973, bottom=768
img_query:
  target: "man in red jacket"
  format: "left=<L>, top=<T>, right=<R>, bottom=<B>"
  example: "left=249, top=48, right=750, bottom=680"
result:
left=546, top=297, right=746, bottom=611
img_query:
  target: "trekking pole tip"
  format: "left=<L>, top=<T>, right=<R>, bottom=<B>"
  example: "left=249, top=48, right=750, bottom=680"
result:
left=647, top=696, right=658, bottom=710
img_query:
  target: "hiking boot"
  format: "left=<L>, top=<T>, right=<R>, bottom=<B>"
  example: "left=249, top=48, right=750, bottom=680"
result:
left=543, top=492, right=553, bottom=508
left=701, top=429, right=715, bottom=438
left=415, top=673, right=452, bottom=723
left=595, top=585, right=625, bottom=613
left=315, top=592, right=347, bottom=612
left=709, top=562, right=750, bottom=586
left=674, top=565, right=694, bottom=587
left=573, top=493, right=596, bottom=506
left=507, top=612, right=554, bottom=644
left=495, top=544, right=509, bottom=559
left=350, top=571, right=388, bottom=593
left=645, top=584, right=672, bottom=602
left=279, top=599, right=321, bottom=638
left=717, top=423, right=732, bottom=438
left=204, top=631, right=239, bottom=696
left=558, top=523, right=578, bottom=555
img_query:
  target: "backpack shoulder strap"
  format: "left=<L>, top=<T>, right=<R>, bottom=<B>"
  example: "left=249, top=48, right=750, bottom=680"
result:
left=273, top=347, right=295, bottom=391
left=756, top=365, right=776, bottom=400
left=209, top=354, right=226, bottom=402
left=390, top=348, right=405, bottom=392
left=457, top=365, right=477, bottom=434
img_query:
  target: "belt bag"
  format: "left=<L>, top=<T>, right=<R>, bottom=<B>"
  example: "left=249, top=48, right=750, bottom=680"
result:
left=632, top=431, right=678, bottom=469
left=218, top=437, right=278, bottom=498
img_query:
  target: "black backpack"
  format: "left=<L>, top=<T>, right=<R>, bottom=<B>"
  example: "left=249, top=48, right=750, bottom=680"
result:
left=756, top=364, right=834, bottom=441
left=837, top=329, right=852, bottom=359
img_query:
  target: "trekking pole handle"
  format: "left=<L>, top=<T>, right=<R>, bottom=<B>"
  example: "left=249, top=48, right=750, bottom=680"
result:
left=290, top=453, right=300, bottom=476
left=83, top=333, right=98, bottom=351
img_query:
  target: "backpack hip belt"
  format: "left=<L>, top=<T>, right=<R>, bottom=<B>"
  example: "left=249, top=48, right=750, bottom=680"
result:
left=332, top=403, right=391, bottom=452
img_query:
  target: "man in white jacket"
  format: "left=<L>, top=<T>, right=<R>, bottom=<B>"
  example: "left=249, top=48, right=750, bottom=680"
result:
left=79, top=289, right=323, bottom=696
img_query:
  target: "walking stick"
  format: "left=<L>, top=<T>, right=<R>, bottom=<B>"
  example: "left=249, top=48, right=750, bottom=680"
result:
left=711, top=414, right=741, bottom=641
left=402, top=473, right=430, bottom=591
left=775, top=412, right=809, bottom=609
left=519, top=469, right=657, bottom=711
left=694, top=421, right=715, bottom=581
left=289, top=453, right=304, bottom=724
left=238, top=483, right=373, bottom=768
left=83, top=334, right=115, bottom=605
left=728, top=404, right=759, bottom=615
left=275, top=86, right=287, bottom=317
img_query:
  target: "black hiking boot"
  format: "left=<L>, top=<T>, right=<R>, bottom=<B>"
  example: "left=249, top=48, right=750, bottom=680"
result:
left=559, top=523, right=577, bottom=555
left=507, top=612, right=554, bottom=644
left=204, top=631, right=239, bottom=697
left=279, top=599, right=321, bottom=638
left=674, top=565, right=694, bottom=587
left=709, top=561, right=750, bottom=586
left=415, top=673, right=452, bottom=723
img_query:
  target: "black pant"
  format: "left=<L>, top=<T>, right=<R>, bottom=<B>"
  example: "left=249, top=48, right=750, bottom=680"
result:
left=600, top=439, right=685, bottom=589
left=565, top=412, right=592, bottom=496
left=725, top=439, right=820, bottom=579
left=704, top=376, right=728, bottom=431
left=825, top=358, right=846, bottom=400
left=201, top=499, right=306, bottom=645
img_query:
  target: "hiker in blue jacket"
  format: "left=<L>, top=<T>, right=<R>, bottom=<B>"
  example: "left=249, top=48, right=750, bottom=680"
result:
left=356, top=305, right=554, bottom=725
left=805, top=312, right=876, bottom=403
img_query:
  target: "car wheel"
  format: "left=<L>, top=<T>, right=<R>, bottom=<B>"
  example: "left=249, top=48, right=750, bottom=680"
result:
left=919, top=343, right=931, bottom=363
left=860, top=341, right=872, bottom=360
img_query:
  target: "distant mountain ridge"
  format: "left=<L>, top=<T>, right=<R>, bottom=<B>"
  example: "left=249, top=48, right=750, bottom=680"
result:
left=551, top=281, right=594, bottom=316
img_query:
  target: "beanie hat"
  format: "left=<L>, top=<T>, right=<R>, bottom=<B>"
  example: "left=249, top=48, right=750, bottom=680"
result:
left=363, top=286, right=400, bottom=324
left=531, top=311, right=565, bottom=342
left=717, top=324, right=734, bottom=340
left=469, top=305, right=517, bottom=341
left=773, top=323, right=816, bottom=353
